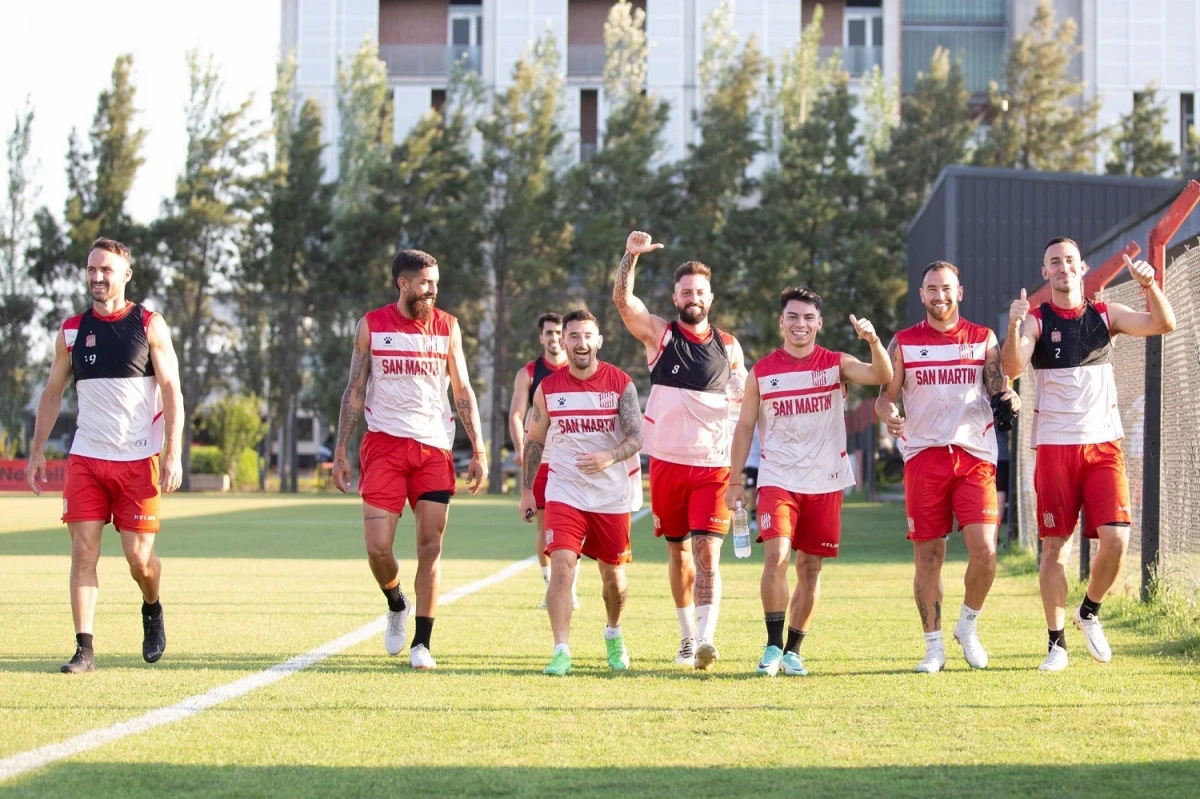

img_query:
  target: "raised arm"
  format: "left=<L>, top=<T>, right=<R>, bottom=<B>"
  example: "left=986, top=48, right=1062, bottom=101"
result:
left=518, top=386, right=552, bottom=522
left=26, top=330, right=74, bottom=494
left=575, top=382, right=643, bottom=475
left=509, top=366, right=531, bottom=472
left=147, top=313, right=184, bottom=493
left=1001, top=289, right=1037, bottom=379
left=874, top=336, right=907, bottom=439
left=725, top=374, right=761, bottom=510
left=613, top=231, right=669, bottom=352
left=840, top=314, right=893, bottom=386
left=447, top=320, right=488, bottom=495
left=1107, top=255, right=1176, bottom=337
left=332, top=318, right=371, bottom=494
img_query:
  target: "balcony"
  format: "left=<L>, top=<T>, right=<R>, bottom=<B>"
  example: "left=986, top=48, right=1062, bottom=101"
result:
left=567, top=45, right=606, bottom=78
left=381, top=44, right=481, bottom=78
left=819, top=46, right=883, bottom=77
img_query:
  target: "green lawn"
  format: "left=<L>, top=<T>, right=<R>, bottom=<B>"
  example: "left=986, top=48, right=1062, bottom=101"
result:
left=1, top=493, right=1197, bottom=798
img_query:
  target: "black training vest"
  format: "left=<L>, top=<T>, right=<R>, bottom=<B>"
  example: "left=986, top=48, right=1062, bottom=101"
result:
left=649, top=321, right=729, bottom=394
left=528, top=357, right=557, bottom=406
left=71, top=304, right=156, bottom=384
left=1030, top=302, right=1113, bottom=371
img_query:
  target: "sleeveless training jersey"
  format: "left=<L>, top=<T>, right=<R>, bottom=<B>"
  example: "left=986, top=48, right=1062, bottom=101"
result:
left=363, top=304, right=456, bottom=450
left=62, top=303, right=164, bottom=462
left=754, top=346, right=855, bottom=493
left=642, top=322, right=735, bottom=468
left=543, top=362, right=643, bottom=514
left=1029, top=301, right=1123, bottom=446
left=895, top=318, right=997, bottom=464
left=526, top=356, right=564, bottom=406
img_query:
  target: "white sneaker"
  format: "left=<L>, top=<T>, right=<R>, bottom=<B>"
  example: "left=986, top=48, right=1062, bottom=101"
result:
left=914, top=649, right=945, bottom=673
left=953, top=625, right=989, bottom=669
left=674, top=636, right=695, bottom=666
left=1039, top=643, right=1069, bottom=672
left=1074, top=608, right=1113, bottom=663
left=695, top=640, right=720, bottom=671
left=572, top=594, right=581, bottom=610
left=384, top=603, right=411, bottom=656
left=410, top=643, right=436, bottom=670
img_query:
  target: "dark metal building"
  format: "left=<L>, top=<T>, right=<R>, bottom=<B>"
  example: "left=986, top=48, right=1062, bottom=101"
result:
left=906, top=166, right=1176, bottom=328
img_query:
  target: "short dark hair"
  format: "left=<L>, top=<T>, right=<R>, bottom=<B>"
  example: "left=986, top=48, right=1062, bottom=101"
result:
left=562, top=308, right=597, bottom=330
left=780, top=286, right=822, bottom=313
left=391, top=249, right=438, bottom=285
left=921, top=260, right=960, bottom=281
left=1044, top=237, right=1080, bottom=255
left=90, top=237, right=131, bottom=263
left=674, top=261, right=711, bottom=284
left=537, top=312, right=563, bottom=332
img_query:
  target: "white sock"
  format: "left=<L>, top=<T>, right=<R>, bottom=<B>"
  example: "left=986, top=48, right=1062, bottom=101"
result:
left=571, top=565, right=580, bottom=595
left=604, top=625, right=622, bottom=640
left=924, top=630, right=944, bottom=653
left=958, top=603, right=981, bottom=630
left=676, top=606, right=697, bottom=639
left=541, top=566, right=551, bottom=584
left=696, top=603, right=720, bottom=644
left=554, top=643, right=570, bottom=657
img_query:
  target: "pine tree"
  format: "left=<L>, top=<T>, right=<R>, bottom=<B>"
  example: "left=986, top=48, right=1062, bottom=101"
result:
left=1106, top=84, right=1178, bottom=178
left=1185, top=125, right=1200, bottom=176
left=975, top=0, right=1101, bottom=172
left=860, top=65, right=900, bottom=173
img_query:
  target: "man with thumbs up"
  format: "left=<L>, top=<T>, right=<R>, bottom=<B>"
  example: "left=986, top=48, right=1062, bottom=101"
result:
left=1002, top=237, right=1176, bottom=672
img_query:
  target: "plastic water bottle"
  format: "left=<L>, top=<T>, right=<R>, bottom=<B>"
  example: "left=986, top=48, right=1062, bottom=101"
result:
left=732, top=502, right=752, bottom=559
left=726, top=368, right=745, bottom=435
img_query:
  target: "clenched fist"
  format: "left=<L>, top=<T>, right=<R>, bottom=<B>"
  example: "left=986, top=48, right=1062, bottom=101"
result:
left=849, top=314, right=878, bottom=344
left=883, top=402, right=905, bottom=438
left=1009, top=288, right=1029, bottom=327
left=626, top=231, right=664, bottom=256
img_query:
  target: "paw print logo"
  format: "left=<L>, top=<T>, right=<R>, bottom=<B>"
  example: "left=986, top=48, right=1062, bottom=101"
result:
left=557, top=397, right=567, bottom=407
left=770, top=378, right=779, bottom=388
left=919, top=348, right=929, bottom=357
left=384, top=336, right=393, bottom=346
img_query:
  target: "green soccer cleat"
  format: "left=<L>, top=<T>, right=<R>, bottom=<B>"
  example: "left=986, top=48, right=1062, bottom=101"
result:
left=781, top=651, right=808, bottom=676
left=605, top=635, right=630, bottom=671
left=756, top=644, right=784, bottom=676
left=544, top=650, right=572, bottom=676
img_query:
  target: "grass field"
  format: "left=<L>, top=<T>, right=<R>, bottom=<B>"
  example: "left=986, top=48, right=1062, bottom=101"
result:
left=1, top=493, right=1198, bottom=798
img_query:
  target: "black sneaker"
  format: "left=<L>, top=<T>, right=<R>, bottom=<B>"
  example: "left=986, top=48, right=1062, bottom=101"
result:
left=142, top=608, right=166, bottom=663
left=61, top=646, right=95, bottom=674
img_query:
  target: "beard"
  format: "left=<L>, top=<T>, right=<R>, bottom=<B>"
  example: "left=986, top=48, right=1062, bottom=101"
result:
left=925, top=300, right=956, bottom=322
left=405, top=293, right=436, bottom=322
left=677, top=302, right=708, bottom=325
left=570, top=348, right=596, bottom=369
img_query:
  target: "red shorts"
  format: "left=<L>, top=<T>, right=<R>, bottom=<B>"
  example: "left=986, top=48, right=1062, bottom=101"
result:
left=358, top=431, right=455, bottom=515
left=62, top=454, right=161, bottom=533
left=903, top=446, right=998, bottom=542
left=544, top=501, right=632, bottom=565
left=756, top=486, right=842, bottom=558
left=532, top=462, right=550, bottom=510
left=1034, top=441, right=1131, bottom=539
left=649, top=457, right=731, bottom=541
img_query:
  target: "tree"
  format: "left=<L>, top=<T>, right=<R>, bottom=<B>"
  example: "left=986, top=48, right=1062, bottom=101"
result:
left=1185, top=125, right=1200, bottom=176
left=152, top=51, right=261, bottom=488
left=0, top=99, right=38, bottom=455
left=763, top=5, right=837, bottom=152
left=1106, top=84, right=1177, bottom=178
left=476, top=31, right=572, bottom=490
left=201, top=393, right=268, bottom=491
left=860, top=65, right=900, bottom=174
left=975, top=0, right=1101, bottom=172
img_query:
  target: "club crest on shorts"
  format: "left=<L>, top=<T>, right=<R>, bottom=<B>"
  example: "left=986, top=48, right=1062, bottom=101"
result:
left=1043, top=512, right=1056, bottom=528
left=599, top=391, right=618, bottom=410
left=545, top=528, right=554, bottom=544
left=1050, top=330, right=1062, bottom=343
left=85, top=333, right=96, bottom=348
left=652, top=514, right=661, bottom=529
left=907, top=516, right=916, bottom=533
left=760, top=512, right=771, bottom=530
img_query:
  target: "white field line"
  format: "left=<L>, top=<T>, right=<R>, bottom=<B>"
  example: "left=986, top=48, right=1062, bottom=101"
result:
left=0, top=556, right=537, bottom=785
left=632, top=507, right=651, bottom=523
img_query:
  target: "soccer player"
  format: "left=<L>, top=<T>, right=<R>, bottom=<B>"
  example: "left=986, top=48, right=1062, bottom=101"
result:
left=332, top=249, right=488, bottom=671
left=727, top=287, right=892, bottom=677
left=519, top=310, right=643, bottom=676
left=509, top=312, right=577, bottom=608
left=27, top=237, right=184, bottom=674
left=1002, top=240, right=1175, bottom=671
left=613, top=230, right=746, bottom=670
left=875, top=261, right=1020, bottom=673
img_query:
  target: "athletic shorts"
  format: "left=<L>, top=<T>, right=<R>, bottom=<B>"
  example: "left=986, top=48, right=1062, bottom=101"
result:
left=544, top=501, right=632, bottom=565
left=1034, top=441, right=1131, bottom=539
left=62, top=454, right=161, bottom=533
left=359, top=431, right=455, bottom=515
left=903, top=446, right=998, bottom=542
left=755, top=486, right=842, bottom=558
left=532, top=462, right=550, bottom=510
left=649, top=457, right=732, bottom=541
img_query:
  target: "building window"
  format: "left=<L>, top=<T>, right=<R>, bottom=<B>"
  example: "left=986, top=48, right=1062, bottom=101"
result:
left=843, top=4, right=883, bottom=77
left=432, top=89, right=447, bottom=113
left=1183, top=93, right=1196, bottom=164
left=580, top=89, right=598, bottom=161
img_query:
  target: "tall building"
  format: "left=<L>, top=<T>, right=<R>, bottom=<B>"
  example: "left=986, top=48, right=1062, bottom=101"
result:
left=281, top=0, right=900, bottom=176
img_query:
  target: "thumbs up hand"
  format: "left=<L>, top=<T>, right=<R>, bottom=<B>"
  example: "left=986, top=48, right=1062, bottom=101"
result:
left=1010, top=288, right=1030, bottom=327
left=849, top=314, right=878, bottom=344
left=1123, top=253, right=1155, bottom=288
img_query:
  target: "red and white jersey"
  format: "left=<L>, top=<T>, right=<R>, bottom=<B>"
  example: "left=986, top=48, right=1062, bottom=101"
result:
left=1028, top=301, right=1123, bottom=446
left=642, top=323, right=737, bottom=468
left=363, top=304, right=456, bottom=450
left=62, top=303, right=164, bottom=462
left=896, top=318, right=997, bottom=464
left=754, top=346, right=854, bottom=493
left=543, top=362, right=642, bottom=514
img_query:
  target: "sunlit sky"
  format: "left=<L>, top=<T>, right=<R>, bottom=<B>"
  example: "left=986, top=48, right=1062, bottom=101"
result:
left=1, top=1, right=281, bottom=226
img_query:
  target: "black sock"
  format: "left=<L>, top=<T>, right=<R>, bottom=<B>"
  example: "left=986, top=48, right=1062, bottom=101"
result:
left=412, top=616, right=434, bottom=650
left=382, top=584, right=407, bottom=613
left=1048, top=629, right=1066, bottom=650
left=142, top=600, right=162, bottom=619
left=765, top=612, right=785, bottom=649
left=785, top=627, right=806, bottom=655
left=1079, top=593, right=1101, bottom=621
left=76, top=632, right=94, bottom=653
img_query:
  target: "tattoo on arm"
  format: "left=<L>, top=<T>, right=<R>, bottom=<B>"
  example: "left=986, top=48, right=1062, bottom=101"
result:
left=609, top=383, right=643, bottom=463
left=983, top=346, right=1006, bottom=397
left=336, top=342, right=370, bottom=451
left=455, top=397, right=482, bottom=451
left=613, top=251, right=635, bottom=313
left=522, top=440, right=544, bottom=489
